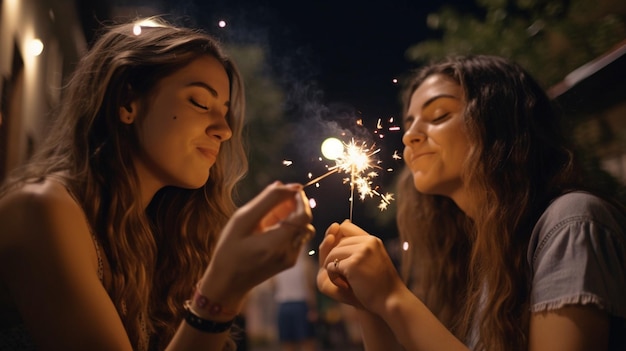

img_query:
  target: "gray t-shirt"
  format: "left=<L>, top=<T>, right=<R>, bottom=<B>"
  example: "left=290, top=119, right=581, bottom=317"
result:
left=527, top=191, right=626, bottom=349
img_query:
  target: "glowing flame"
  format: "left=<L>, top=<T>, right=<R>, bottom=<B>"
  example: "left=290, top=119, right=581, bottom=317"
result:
left=304, top=138, right=394, bottom=220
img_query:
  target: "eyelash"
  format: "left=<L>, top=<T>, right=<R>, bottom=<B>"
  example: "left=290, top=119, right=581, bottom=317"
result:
left=432, top=113, right=449, bottom=122
left=189, top=98, right=208, bottom=110
left=403, top=113, right=448, bottom=129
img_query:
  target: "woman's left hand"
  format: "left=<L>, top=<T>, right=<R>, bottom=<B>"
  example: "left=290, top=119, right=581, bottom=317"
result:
left=318, top=220, right=406, bottom=316
left=316, top=222, right=363, bottom=308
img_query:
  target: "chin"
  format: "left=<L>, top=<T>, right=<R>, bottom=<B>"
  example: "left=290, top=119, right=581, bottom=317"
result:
left=413, top=176, right=463, bottom=200
left=412, top=180, right=430, bottom=194
left=180, top=172, right=210, bottom=190
left=412, top=177, right=442, bottom=196
left=412, top=174, right=431, bottom=193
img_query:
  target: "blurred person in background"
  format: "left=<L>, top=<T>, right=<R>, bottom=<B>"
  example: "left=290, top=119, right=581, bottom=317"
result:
left=272, top=246, right=318, bottom=351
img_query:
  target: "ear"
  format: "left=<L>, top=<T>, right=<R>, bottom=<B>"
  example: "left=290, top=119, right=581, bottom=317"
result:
left=119, top=101, right=138, bottom=124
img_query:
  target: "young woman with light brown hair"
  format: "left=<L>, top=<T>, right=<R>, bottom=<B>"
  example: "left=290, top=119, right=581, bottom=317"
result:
left=318, top=55, right=626, bottom=351
left=0, top=18, right=314, bottom=350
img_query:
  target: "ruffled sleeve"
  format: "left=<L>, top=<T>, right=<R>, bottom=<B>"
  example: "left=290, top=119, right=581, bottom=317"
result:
left=527, top=192, right=626, bottom=319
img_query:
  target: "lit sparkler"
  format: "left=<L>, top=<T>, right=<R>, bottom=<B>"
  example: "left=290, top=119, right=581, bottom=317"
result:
left=304, top=138, right=394, bottom=221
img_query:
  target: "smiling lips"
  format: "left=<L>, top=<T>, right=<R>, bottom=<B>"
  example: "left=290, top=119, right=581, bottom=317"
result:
left=408, top=151, right=434, bottom=165
left=197, top=147, right=218, bottom=160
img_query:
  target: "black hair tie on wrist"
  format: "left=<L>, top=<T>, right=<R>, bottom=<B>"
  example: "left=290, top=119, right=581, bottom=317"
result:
left=183, top=300, right=234, bottom=333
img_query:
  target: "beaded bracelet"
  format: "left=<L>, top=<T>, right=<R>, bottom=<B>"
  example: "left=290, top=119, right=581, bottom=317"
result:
left=191, top=284, right=237, bottom=318
left=183, top=300, right=234, bottom=333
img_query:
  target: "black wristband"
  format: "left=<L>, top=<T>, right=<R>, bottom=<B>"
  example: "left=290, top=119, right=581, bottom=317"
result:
left=183, top=301, right=234, bottom=333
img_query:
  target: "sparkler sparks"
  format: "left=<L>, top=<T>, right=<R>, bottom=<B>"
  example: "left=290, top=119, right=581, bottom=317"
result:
left=304, top=138, right=395, bottom=220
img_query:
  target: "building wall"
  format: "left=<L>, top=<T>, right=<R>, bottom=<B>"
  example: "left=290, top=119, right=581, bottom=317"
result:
left=0, top=0, right=86, bottom=180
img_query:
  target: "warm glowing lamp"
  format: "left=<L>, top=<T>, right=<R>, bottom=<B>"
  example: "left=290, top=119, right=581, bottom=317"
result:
left=133, top=19, right=163, bottom=35
left=320, top=137, right=344, bottom=160
left=27, top=39, right=44, bottom=56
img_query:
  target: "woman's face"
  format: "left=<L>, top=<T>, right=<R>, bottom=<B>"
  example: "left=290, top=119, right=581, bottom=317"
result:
left=402, top=74, right=471, bottom=205
left=126, top=55, right=232, bottom=195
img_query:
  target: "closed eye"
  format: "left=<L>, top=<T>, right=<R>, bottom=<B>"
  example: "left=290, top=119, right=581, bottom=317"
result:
left=189, top=98, right=208, bottom=110
left=432, top=113, right=450, bottom=122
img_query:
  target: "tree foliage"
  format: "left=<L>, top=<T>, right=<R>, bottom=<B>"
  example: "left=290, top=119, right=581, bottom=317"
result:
left=225, top=44, right=299, bottom=204
left=404, top=0, right=626, bottom=203
left=406, top=0, right=626, bottom=87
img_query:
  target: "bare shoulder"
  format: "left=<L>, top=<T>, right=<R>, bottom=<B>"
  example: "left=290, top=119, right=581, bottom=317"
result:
left=0, top=180, right=88, bottom=249
left=0, top=178, right=95, bottom=269
left=0, top=180, right=134, bottom=348
left=0, top=178, right=80, bottom=212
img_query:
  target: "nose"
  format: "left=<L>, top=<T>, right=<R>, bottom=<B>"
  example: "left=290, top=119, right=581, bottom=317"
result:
left=402, top=123, right=425, bottom=146
left=207, top=110, right=232, bottom=141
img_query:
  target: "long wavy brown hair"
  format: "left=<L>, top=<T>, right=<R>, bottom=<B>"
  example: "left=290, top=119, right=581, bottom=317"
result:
left=397, top=55, right=583, bottom=351
left=0, top=18, right=247, bottom=350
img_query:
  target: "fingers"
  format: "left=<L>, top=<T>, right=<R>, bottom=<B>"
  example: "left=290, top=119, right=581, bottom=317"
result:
left=276, top=190, right=315, bottom=248
left=318, top=223, right=351, bottom=290
left=318, top=223, right=340, bottom=266
left=316, top=248, right=362, bottom=309
left=248, top=187, right=315, bottom=258
left=318, top=220, right=370, bottom=263
left=326, top=254, right=347, bottom=276
left=320, top=226, right=368, bottom=268
left=321, top=235, right=377, bottom=288
left=282, top=222, right=316, bottom=248
left=291, top=188, right=313, bottom=223
left=243, top=182, right=302, bottom=223
left=316, top=256, right=355, bottom=305
left=337, top=220, right=371, bottom=237
left=280, top=189, right=313, bottom=229
left=327, top=258, right=349, bottom=290
left=232, top=182, right=305, bottom=236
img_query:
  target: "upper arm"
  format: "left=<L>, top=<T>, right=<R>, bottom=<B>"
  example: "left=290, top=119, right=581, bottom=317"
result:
left=529, top=305, right=609, bottom=351
left=0, top=185, right=133, bottom=350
